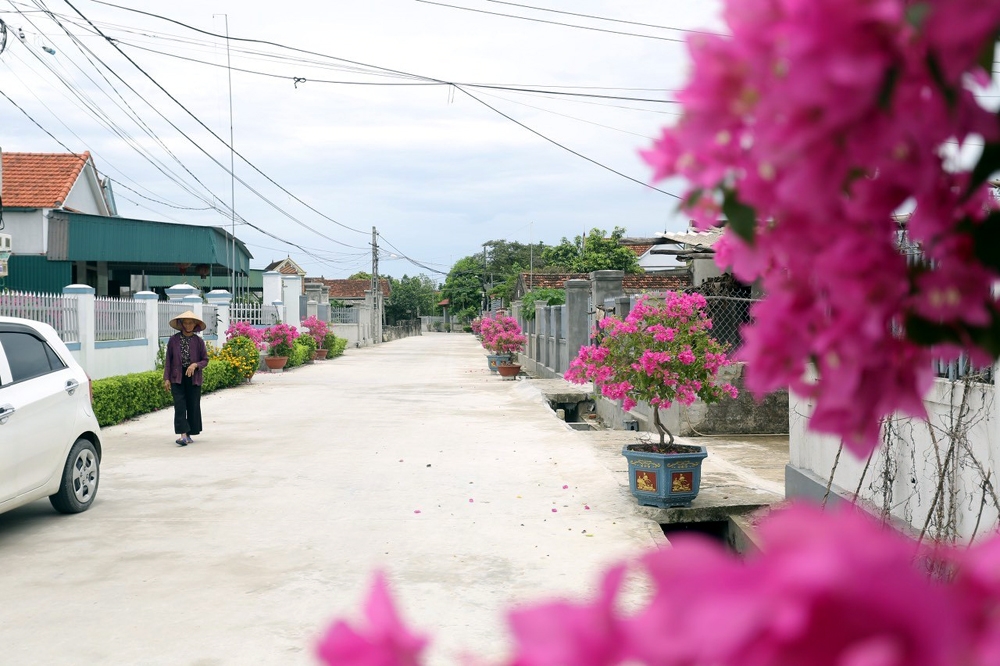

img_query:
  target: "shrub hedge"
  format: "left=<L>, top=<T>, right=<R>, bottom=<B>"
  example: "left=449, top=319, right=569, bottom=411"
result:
left=92, top=359, right=242, bottom=427
left=326, top=335, right=348, bottom=357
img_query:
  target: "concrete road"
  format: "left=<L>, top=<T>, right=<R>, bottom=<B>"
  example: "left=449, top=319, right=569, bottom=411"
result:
left=0, top=333, right=679, bottom=666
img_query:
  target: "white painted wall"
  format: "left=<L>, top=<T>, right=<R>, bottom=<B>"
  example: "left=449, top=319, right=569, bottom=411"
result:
left=88, top=343, right=153, bottom=380
left=789, top=377, right=1000, bottom=541
left=3, top=210, right=45, bottom=254
left=638, top=250, right=681, bottom=271
left=63, top=171, right=107, bottom=215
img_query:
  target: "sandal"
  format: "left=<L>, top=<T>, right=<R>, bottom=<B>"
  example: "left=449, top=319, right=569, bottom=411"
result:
left=176, top=437, right=188, bottom=447
left=183, top=435, right=194, bottom=444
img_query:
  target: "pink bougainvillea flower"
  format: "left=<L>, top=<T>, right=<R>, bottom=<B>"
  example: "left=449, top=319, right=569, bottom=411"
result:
left=316, top=572, right=428, bottom=666
left=628, top=503, right=971, bottom=666
left=506, top=565, right=631, bottom=666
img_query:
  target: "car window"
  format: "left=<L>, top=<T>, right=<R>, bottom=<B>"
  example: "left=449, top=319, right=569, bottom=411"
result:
left=0, top=332, right=65, bottom=383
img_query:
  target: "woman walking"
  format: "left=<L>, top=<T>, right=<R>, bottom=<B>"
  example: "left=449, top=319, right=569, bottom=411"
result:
left=163, top=310, right=209, bottom=446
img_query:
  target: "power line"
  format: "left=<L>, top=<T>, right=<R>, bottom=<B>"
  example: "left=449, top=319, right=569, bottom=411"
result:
left=414, top=0, right=686, bottom=42
left=0, top=85, right=353, bottom=272
left=456, top=86, right=681, bottom=199
left=74, top=1, right=683, bottom=199
left=39, top=1, right=370, bottom=249
left=4, top=28, right=230, bottom=215
left=485, top=1, right=725, bottom=36
left=56, top=0, right=371, bottom=241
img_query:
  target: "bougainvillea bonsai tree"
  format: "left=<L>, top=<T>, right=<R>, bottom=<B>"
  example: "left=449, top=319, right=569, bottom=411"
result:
left=264, top=322, right=299, bottom=358
left=225, top=320, right=266, bottom=350
left=479, top=315, right=526, bottom=360
left=566, top=292, right=737, bottom=447
left=301, top=315, right=329, bottom=348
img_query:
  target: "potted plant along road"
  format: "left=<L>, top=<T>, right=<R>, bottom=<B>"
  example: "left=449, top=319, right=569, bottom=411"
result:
left=490, top=325, right=527, bottom=379
left=301, top=315, right=329, bottom=360
left=479, top=314, right=526, bottom=372
left=566, top=292, right=737, bottom=507
left=263, top=322, right=299, bottom=371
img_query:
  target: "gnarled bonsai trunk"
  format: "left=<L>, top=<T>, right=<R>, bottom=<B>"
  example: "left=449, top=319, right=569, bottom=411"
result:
left=652, top=406, right=674, bottom=447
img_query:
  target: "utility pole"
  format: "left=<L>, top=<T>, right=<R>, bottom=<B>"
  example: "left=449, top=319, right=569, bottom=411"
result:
left=215, top=13, right=236, bottom=300
left=482, top=242, right=488, bottom=313
left=371, top=226, right=379, bottom=344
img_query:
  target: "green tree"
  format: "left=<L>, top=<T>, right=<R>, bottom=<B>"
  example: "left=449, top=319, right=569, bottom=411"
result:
left=441, top=256, right=485, bottom=321
left=347, top=271, right=372, bottom=281
left=385, top=274, right=437, bottom=325
left=541, top=227, right=642, bottom=274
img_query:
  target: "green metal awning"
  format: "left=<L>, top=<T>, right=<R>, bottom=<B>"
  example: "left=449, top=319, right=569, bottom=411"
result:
left=46, top=211, right=252, bottom=275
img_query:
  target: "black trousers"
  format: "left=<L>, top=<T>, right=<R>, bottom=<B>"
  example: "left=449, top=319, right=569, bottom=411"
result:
left=170, top=375, right=203, bottom=436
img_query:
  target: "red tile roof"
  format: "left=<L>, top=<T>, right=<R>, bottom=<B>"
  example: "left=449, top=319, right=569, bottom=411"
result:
left=622, top=273, right=691, bottom=293
left=520, top=273, right=587, bottom=290
left=1, top=152, right=91, bottom=209
left=625, top=243, right=653, bottom=257
left=309, top=278, right=391, bottom=299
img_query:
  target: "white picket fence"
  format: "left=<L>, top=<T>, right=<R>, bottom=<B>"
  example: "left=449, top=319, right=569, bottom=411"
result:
left=231, top=301, right=281, bottom=326
left=0, top=290, right=80, bottom=343
left=95, top=296, right=145, bottom=342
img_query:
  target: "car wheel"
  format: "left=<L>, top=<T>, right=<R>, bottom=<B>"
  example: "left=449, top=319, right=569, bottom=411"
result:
left=49, top=438, right=100, bottom=514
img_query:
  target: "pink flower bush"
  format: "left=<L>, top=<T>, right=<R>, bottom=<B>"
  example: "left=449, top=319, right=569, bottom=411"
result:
left=566, top=293, right=737, bottom=445
left=317, top=502, right=1000, bottom=666
left=316, top=572, right=428, bottom=666
left=471, top=317, right=484, bottom=336
left=642, top=0, right=1000, bottom=457
left=301, top=315, right=330, bottom=348
left=225, top=320, right=266, bottom=351
left=264, top=322, right=300, bottom=357
left=480, top=315, right=527, bottom=357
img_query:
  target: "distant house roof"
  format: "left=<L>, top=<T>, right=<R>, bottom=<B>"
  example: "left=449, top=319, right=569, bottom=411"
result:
left=308, top=278, right=391, bottom=299
left=1, top=151, right=92, bottom=209
left=264, top=257, right=306, bottom=276
left=656, top=228, right=723, bottom=250
left=437, top=298, right=450, bottom=307
left=622, top=273, right=691, bottom=293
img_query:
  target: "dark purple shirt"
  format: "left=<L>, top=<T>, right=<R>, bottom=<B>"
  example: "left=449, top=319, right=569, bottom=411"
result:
left=163, top=332, right=208, bottom=386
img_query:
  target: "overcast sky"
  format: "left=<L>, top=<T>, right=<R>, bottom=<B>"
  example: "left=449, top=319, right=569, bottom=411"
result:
left=0, top=0, right=723, bottom=279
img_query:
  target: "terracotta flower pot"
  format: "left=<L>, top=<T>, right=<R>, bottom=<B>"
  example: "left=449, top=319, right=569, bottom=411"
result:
left=497, top=363, right=521, bottom=379
left=264, top=356, right=288, bottom=371
left=315, top=348, right=329, bottom=360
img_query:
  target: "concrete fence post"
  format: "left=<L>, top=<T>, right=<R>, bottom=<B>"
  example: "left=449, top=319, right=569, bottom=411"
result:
left=263, top=271, right=282, bottom=306
left=590, top=270, right=624, bottom=341
left=282, top=275, right=303, bottom=325
left=564, top=279, right=590, bottom=370
left=134, top=290, right=159, bottom=369
left=615, top=295, right=631, bottom=320
left=166, top=283, right=199, bottom=303
left=206, top=289, right=233, bottom=349
left=63, top=284, right=95, bottom=372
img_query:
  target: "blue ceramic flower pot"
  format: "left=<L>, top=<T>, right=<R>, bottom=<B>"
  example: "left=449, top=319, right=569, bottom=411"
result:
left=622, top=443, right=707, bottom=508
left=486, top=353, right=512, bottom=373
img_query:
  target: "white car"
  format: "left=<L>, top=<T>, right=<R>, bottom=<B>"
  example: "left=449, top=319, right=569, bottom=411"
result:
left=0, top=317, right=102, bottom=515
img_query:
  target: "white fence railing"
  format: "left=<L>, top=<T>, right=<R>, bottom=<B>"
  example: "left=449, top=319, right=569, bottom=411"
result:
left=95, top=296, right=145, bottom=342
left=231, top=302, right=281, bottom=326
left=0, top=290, right=80, bottom=343
left=158, top=302, right=190, bottom=338
left=331, top=307, right=359, bottom=324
